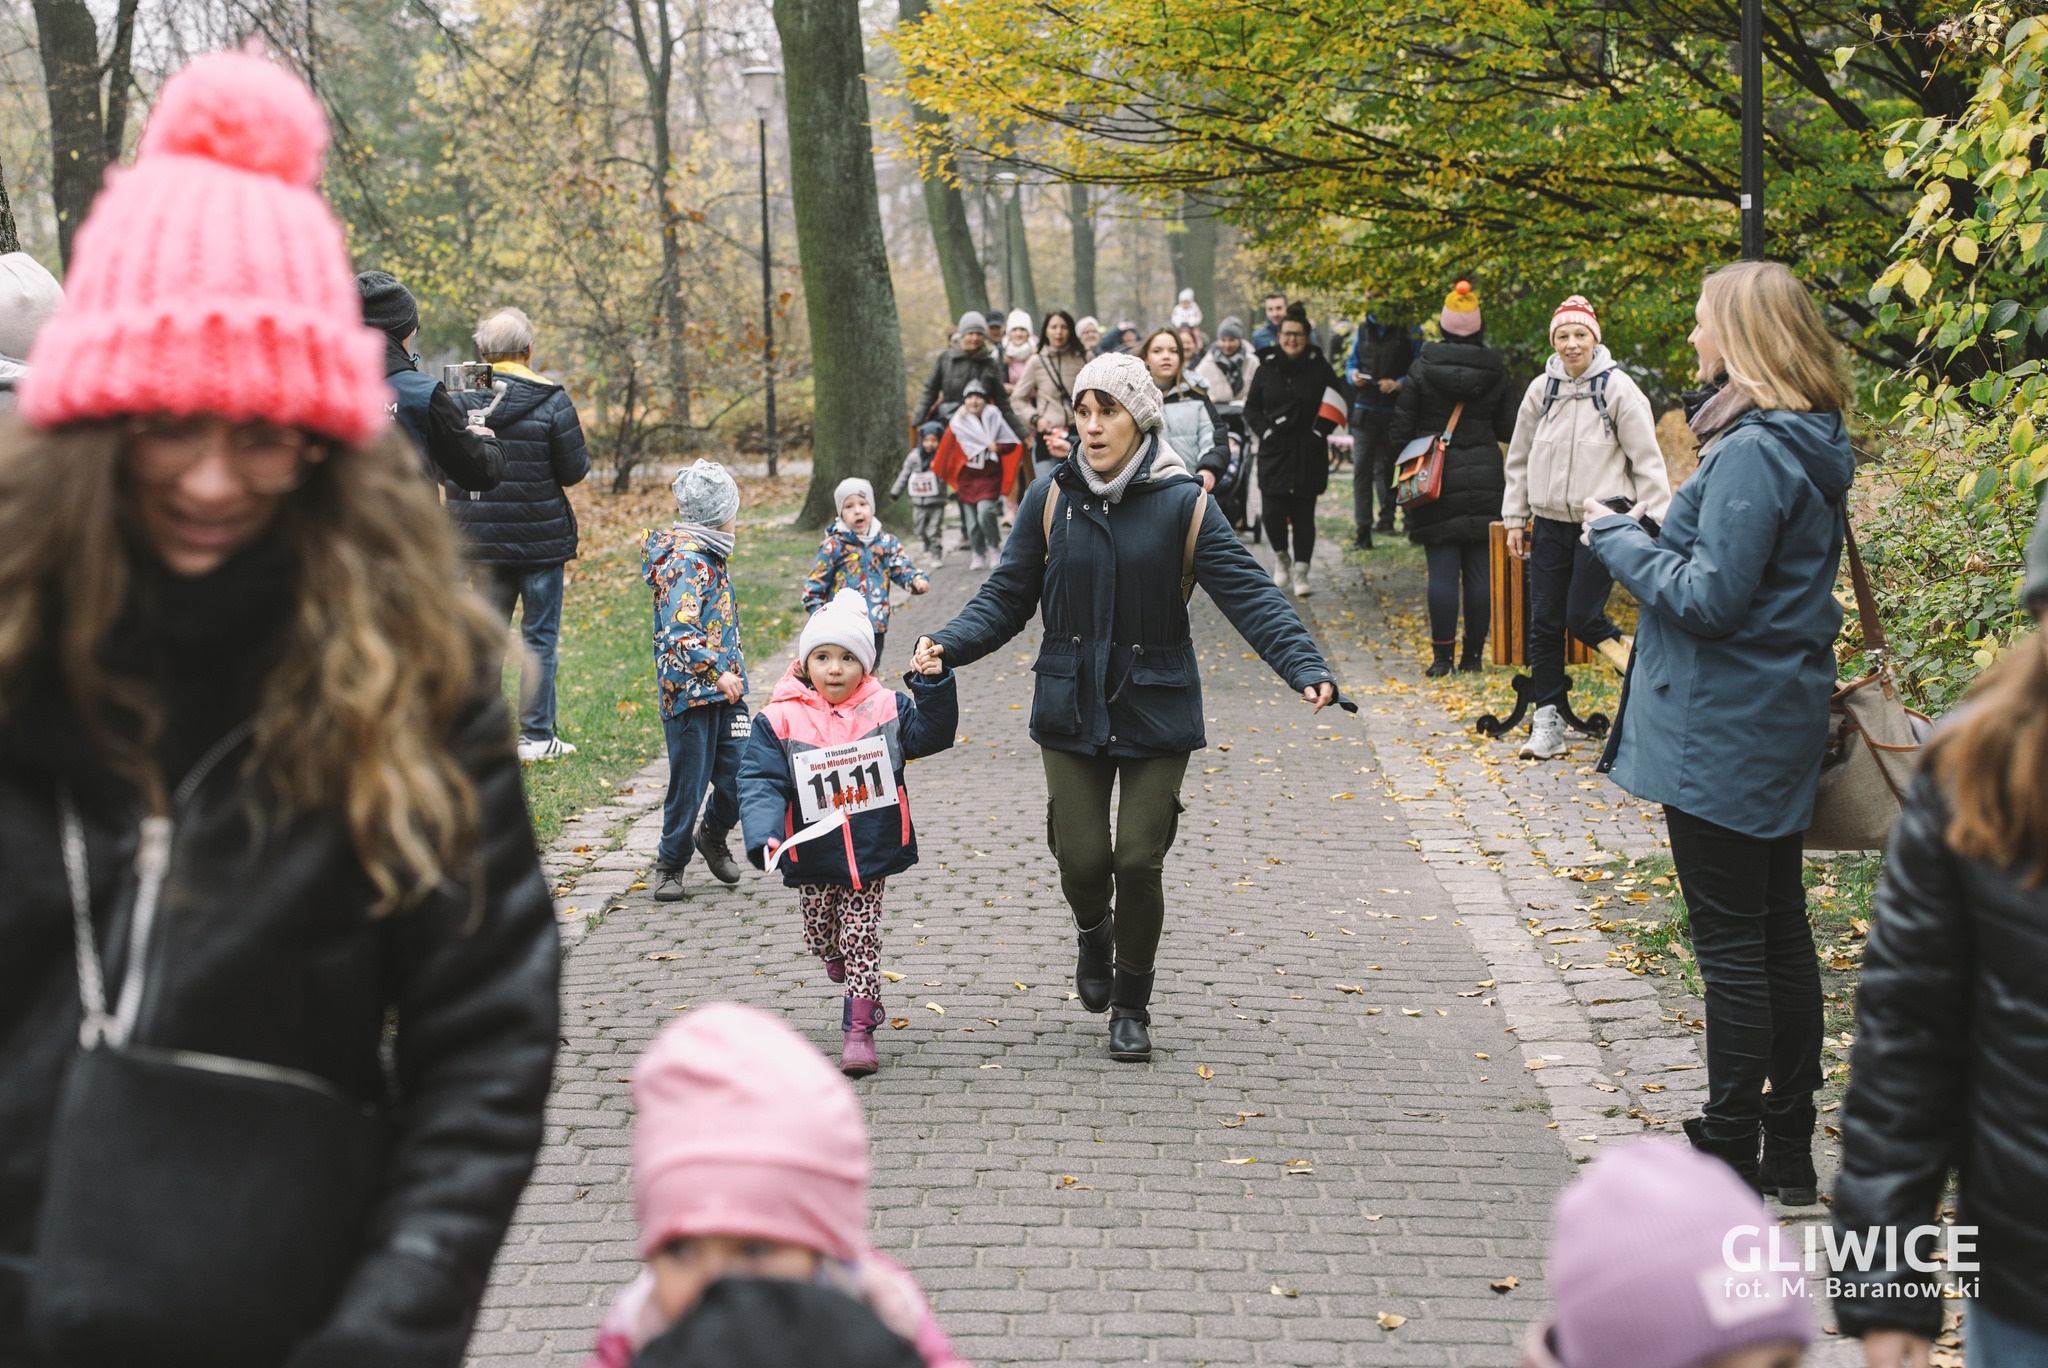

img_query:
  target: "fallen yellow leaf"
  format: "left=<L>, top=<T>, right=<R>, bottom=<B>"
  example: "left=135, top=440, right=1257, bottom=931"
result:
left=889, top=1018, right=908, bottom=1029
left=881, top=971, right=905, bottom=982
left=1402, top=1009, right=1422, bottom=1017
left=1377, top=1312, right=1406, bottom=1330
left=1475, top=1053, right=1489, bottom=1060
left=1270, top=1284, right=1298, bottom=1298
left=1223, top=1156, right=1257, bottom=1165
left=924, top=1002, right=945, bottom=1014
left=1197, top=1064, right=1214, bottom=1080
left=644, top=952, right=683, bottom=961
left=1525, top=1059, right=1547, bottom=1070
left=1335, top=984, right=1364, bottom=994
left=1012, top=982, right=1029, bottom=991
left=1491, top=1275, right=1520, bottom=1293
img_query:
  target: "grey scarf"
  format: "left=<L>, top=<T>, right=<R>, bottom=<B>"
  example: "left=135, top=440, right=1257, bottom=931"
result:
left=675, top=522, right=736, bottom=560
left=1079, top=434, right=1155, bottom=504
left=1688, top=381, right=1756, bottom=452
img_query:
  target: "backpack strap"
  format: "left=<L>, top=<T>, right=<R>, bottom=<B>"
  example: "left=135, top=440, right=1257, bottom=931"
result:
left=1180, top=488, right=1208, bottom=602
left=1539, top=375, right=1561, bottom=420
left=1041, top=486, right=1061, bottom=558
left=1591, top=369, right=1615, bottom=435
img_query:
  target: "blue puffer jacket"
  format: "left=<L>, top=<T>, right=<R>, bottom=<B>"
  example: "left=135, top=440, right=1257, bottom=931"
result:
left=930, top=437, right=1342, bottom=757
left=450, top=367, right=590, bottom=566
left=1592, top=408, right=1855, bottom=838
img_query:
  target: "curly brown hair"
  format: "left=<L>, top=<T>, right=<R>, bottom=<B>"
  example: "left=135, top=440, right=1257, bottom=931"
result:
left=0, top=418, right=505, bottom=912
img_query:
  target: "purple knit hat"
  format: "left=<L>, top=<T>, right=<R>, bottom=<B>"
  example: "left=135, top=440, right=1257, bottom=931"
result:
left=1539, top=1139, right=1810, bottom=1368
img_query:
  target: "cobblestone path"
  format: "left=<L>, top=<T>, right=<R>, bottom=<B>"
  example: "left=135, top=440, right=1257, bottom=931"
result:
left=470, top=523, right=1848, bottom=1366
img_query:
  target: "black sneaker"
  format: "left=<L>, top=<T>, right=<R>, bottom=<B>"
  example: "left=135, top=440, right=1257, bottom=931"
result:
left=696, top=829, right=743, bottom=886
left=653, top=867, right=687, bottom=902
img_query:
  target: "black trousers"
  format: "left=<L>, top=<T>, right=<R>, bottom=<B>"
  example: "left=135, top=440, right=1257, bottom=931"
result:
left=1349, top=410, right=1399, bottom=536
left=1664, top=806, right=1825, bottom=1141
left=1424, top=541, right=1489, bottom=653
left=1263, top=490, right=1319, bottom=562
left=1527, top=516, right=1621, bottom=707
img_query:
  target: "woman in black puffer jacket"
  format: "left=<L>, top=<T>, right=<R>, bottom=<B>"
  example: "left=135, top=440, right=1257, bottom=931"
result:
left=1391, top=281, right=1518, bottom=675
left=1243, top=303, right=1344, bottom=598
left=1831, top=627, right=2048, bottom=1356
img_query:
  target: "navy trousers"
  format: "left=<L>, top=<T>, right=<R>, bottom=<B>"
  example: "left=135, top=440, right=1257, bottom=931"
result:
left=658, top=701, right=749, bottom=870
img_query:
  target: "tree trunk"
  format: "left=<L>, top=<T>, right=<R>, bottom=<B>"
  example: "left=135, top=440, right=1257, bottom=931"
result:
left=896, top=0, right=986, bottom=323
left=775, top=0, right=909, bottom=525
left=1003, top=186, right=1037, bottom=321
left=103, top=0, right=140, bottom=158
left=626, top=0, right=692, bottom=486
left=1068, top=183, right=1096, bottom=319
left=32, top=0, right=106, bottom=266
left=0, top=157, right=19, bottom=255
left=1180, top=194, right=1217, bottom=331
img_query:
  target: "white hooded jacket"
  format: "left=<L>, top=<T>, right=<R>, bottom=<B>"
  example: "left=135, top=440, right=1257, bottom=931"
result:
left=1502, top=346, right=1672, bottom=527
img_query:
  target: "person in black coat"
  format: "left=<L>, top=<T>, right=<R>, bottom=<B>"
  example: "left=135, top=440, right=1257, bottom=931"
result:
left=448, top=307, right=591, bottom=763
left=356, top=270, right=503, bottom=493
left=912, top=352, right=1345, bottom=1064
left=0, top=56, right=557, bottom=1365
left=1831, top=641, right=2048, bottom=1358
left=1391, top=282, right=1517, bottom=675
left=1344, top=313, right=1415, bottom=546
left=1242, top=303, right=1344, bottom=598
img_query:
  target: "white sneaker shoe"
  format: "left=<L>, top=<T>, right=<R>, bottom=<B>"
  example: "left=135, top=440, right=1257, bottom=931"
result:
left=1520, top=706, right=1566, bottom=760
left=1290, top=562, right=1312, bottom=597
left=518, top=736, right=578, bottom=765
left=1272, top=551, right=1292, bottom=587
left=969, top=552, right=987, bottom=571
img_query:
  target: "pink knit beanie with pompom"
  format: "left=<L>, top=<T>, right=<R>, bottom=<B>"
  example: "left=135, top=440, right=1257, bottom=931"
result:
left=20, top=50, right=388, bottom=443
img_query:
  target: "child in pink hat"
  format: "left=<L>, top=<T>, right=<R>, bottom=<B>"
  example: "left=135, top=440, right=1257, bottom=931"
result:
left=582, top=1003, right=968, bottom=1368
left=1524, top=1138, right=1810, bottom=1368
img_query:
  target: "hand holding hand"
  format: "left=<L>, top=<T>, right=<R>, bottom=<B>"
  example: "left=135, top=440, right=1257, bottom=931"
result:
left=1302, top=682, right=1336, bottom=713
left=911, top=636, right=947, bottom=676
left=716, top=671, right=744, bottom=704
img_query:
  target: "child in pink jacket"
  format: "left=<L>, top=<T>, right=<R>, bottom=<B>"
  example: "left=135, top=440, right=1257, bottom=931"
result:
left=582, top=1002, right=968, bottom=1368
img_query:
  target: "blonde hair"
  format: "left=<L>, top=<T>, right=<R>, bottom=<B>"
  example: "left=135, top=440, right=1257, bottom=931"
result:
left=1698, top=261, right=1852, bottom=412
left=1931, top=634, right=2048, bottom=885
left=0, top=419, right=505, bottom=912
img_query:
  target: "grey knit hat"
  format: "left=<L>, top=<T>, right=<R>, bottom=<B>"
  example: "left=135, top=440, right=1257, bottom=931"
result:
left=1072, top=352, right=1163, bottom=433
left=671, top=459, right=741, bottom=527
left=1216, top=315, right=1245, bottom=342
left=956, top=310, right=988, bottom=339
left=0, top=253, right=63, bottom=361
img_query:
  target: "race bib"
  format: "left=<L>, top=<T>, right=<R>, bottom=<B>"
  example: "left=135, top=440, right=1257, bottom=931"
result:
left=907, top=471, right=941, bottom=499
left=794, top=735, right=897, bottom=823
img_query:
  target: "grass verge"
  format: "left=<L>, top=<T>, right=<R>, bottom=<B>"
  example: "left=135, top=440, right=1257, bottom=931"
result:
left=507, top=476, right=821, bottom=847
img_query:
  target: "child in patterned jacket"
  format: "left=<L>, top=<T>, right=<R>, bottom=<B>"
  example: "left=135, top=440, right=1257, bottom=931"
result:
left=738, top=590, right=956, bottom=1077
left=643, top=460, right=751, bottom=904
left=802, top=477, right=929, bottom=665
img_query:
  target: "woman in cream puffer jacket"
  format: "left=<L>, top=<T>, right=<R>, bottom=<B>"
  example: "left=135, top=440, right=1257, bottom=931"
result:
left=1501, top=295, right=1672, bottom=757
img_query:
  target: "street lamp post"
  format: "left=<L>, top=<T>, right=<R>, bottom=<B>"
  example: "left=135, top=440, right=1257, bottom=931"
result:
left=1740, top=0, right=1764, bottom=258
left=743, top=65, right=781, bottom=476
left=994, top=170, right=1018, bottom=314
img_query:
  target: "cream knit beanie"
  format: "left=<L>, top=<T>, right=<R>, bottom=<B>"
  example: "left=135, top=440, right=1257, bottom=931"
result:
left=1072, top=353, right=1162, bottom=433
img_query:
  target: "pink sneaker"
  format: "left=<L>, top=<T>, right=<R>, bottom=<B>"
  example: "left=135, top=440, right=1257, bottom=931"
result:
left=840, top=995, right=882, bottom=1077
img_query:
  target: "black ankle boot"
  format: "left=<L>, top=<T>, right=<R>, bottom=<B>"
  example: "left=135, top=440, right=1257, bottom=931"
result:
left=1107, top=966, right=1155, bottom=1062
left=1684, top=1116, right=1762, bottom=1192
left=1760, top=1104, right=1819, bottom=1206
left=1425, top=643, right=1455, bottom=679
left=1458, top=642, right=1486, bottom=672
left=1074, top=915, right=1115, bottom=1014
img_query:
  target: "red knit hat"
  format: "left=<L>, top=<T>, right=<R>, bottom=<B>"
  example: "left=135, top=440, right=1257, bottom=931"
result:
left=20, top=50, right=388, bottom=443
left=1550, top=295, right=1602, bottom=344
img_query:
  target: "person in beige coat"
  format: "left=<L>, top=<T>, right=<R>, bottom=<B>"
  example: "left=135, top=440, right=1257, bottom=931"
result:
left=1502, top=294, right=1672, bottom=759
left=1011, top=309, right=1089, bottom=481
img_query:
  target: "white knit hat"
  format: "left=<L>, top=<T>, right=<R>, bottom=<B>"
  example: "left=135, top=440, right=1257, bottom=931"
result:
left=0, top=253, right=64, bottom=362
left=1072, top=352, right=1163, bottom=433
left=1005, top=309, right=1033, bottom=336
left=798, top=588, right=876, bottom=675
left=671, top=459, right=741, bottom=526
left=833, top=477, right=875, bottom=516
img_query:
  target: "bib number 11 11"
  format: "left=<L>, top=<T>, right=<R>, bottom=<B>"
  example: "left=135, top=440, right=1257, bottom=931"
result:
left=795, top=735, right=896, bottom=823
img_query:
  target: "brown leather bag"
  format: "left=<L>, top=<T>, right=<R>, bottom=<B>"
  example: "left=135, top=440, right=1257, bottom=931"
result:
left=1394, top=401, right=1463, bottom=508
left=1804, top=515, right=1931, bottom=851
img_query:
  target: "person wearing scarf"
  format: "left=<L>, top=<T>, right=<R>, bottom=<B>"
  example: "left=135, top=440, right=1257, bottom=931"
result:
left=912, top=352, right=1348, bottom=1063
left=931, top=382, right=1024, bottom=571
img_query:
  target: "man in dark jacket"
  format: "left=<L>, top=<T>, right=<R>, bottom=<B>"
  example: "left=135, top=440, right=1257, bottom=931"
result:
left=450, top=307, right=591, bottom=763
left=913, top=311, right=1025, bottom=436
left=356, top=271, right=504, bottom=493
left=1250, top=293, right=1287, bottom=351
left=1345, top=313, right=1416, bottom=547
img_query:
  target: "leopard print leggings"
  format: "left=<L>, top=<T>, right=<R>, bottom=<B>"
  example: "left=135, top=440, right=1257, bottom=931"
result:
left=798, top=879, right=888, bottom=1001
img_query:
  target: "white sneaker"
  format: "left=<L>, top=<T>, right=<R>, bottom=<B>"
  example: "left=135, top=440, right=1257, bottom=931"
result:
left=969, top=552, right=987, bottom=571
left=1290, top=562, right=1312, bottom=597
left=1272, top=551, right=1292, bottom=587
left=930, top=551, right=945, bottom=569
left=518, top=736, right=578, bottom=765
left=1520, top=706, right=1566, bottom=760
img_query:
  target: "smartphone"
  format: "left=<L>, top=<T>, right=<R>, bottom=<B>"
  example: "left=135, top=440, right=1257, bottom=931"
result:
left=441, top=361, right=495, bottom=393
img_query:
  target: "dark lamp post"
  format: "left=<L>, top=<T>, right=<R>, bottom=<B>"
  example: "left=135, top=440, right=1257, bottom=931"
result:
left=1740, top=0, right=1764, bottom=259
left=743, top=65, right=782, bottom=475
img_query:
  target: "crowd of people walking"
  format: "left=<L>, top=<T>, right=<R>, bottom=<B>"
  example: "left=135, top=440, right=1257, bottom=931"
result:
left=2, top=40, right=2044, bottom=1368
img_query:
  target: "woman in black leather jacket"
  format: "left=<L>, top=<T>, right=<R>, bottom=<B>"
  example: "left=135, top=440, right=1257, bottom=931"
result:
left=0, top=54, right=558, bottom=1367
left=1831, top=636, right=2048, bottom=1360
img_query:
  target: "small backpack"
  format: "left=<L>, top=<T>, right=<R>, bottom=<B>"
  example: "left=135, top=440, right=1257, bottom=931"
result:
left=1539, top=368, right=1616, bottom=436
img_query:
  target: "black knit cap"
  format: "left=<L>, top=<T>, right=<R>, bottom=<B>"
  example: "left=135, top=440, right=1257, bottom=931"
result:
left=355, top=270, right=420, bottom=341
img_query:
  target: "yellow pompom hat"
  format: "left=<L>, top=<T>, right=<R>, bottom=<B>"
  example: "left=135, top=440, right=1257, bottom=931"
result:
left=1440, top=279, right=1483, bottom=337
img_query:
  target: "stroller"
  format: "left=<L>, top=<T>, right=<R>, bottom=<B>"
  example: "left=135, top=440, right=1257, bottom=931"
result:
left=1211, top=402, right=1259, bottom=541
